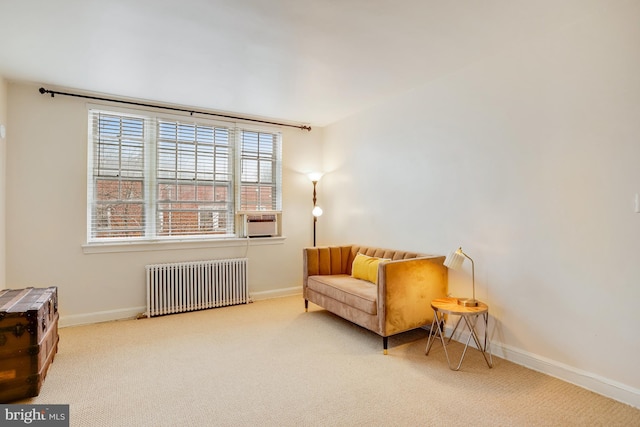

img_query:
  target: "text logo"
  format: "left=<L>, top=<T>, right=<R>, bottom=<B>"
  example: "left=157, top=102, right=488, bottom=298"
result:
left=0, top=405, right=69, bottom=426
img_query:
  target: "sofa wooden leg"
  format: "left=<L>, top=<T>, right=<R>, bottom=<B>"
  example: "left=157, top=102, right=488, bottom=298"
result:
left=383, top=336, right=388, bottom=355
left=304, top=299, right=308, bottom=312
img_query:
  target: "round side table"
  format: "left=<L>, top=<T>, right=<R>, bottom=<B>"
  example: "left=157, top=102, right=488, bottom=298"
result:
left=425, top=297, right=493, bottom=370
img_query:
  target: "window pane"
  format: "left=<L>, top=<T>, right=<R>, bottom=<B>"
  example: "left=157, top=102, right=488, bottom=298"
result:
left=91, top=112, right=145, bottom=239
left=177, top=183, right=196, bottom=201
left=197, top=184, right=214, bottom=201
left=239, top=130, right=280, bottom=211
left=198, top=126, right=214, bottom=144
left=120, top=180, right=143, bottom=200
left=241, top=159, right=258, bottom=182
left=94, top=202, right=144, bottom=237
left=214, top=128, right=229, bottom=145
left=242, top=131, right=259, bottom=155
left=121, top=143, right=143, bottom=176
left=259, top=133, right=274, bottom=158
left=97, top=143, right=120, bottom=174
left=215, top=147, right=230, bottom=180
left=154, top=119, right=235, bottom=237
left=260, top=160, right=273, bottom=183
left=95, top=179, right=120, bottom=201
left=178, top=123, right=195, bottom=142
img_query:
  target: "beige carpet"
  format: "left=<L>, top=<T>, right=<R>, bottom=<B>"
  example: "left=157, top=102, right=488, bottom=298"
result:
left=17, top=296, right=640, bottom=426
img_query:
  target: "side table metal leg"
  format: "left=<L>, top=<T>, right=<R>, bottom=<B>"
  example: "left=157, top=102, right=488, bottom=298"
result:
left=425, top=310, right=441, bottom=355
left=451, top=315, right=477, bottom=371
left=425, top=310, right=457, bottom=370
left=483, top=312, right=493, bottom=368
left=425, top=315, right=435, bottom=354
left=462, top=313, right=493, bottom=368
left=448, top=313, right=492, bottom=371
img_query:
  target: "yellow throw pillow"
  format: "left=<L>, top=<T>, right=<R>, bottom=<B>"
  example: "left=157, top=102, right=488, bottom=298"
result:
left=352, top=253, right=389, bottom=284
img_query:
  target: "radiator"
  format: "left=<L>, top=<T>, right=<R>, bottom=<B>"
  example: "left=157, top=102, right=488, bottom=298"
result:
left=145, top=258, right=249, bottom=317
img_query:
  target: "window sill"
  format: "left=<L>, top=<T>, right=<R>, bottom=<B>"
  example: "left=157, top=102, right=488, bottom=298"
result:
left=82, top=236, right=286, bottom=254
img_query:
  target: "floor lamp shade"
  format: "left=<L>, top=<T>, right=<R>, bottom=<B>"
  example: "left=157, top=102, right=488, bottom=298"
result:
left=444, top=247, right=478, bottom=307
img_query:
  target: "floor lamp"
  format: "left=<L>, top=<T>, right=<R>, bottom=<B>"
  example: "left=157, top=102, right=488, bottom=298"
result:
left=308, top=173, right=323, bottom=246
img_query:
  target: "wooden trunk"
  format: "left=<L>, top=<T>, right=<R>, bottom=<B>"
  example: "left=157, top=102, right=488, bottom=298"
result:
left=0, top=287, right=59, bottom=403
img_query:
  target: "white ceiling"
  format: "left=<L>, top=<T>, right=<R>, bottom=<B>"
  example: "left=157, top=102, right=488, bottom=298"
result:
left=0, top=0, right=608, bottom=126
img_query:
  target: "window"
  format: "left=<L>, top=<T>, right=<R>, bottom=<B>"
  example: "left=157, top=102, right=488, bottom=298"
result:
left=239, top=130, right=281, bottom=211
left=90, top=113, right=145, bottom=238
left=155, top=120, right=233, bottom=237
left=88, top=108, right=282, bottom=242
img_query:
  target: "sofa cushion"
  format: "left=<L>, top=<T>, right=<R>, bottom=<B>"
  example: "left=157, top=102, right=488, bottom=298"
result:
left=307, top=274, right=377, bottom=315
left=351, top=253, right=389, bottom=284
left=346, top=245, right=424, bottom=275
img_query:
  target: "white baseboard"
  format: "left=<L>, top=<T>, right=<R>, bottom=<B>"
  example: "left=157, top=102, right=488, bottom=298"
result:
left=444, top=325, right=640, bottom=409
left=60, top=306, right=145, bottom=328
left=250, top=286, right=302, bottom=301
left=495, top=342, right=640, bottom=409
left=59, top=287, right=304, bottom=327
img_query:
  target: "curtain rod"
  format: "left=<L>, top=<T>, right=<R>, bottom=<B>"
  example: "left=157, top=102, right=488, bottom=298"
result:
left=38, top=87, right=312, bottom=131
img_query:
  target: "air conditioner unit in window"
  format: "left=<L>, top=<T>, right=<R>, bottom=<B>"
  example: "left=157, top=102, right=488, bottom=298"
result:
left=243, top=212, right=279, bottom=237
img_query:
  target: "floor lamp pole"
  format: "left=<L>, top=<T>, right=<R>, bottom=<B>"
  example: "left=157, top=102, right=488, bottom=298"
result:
left=313, top=217, right=317, bottom=247
left=312, top=180, right=318, bottom=247
left=309, top=174, right=323, bottom=247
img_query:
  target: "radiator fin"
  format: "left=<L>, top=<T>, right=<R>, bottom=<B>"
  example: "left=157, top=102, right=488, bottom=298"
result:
left=146, top=258, right=248, bottom=317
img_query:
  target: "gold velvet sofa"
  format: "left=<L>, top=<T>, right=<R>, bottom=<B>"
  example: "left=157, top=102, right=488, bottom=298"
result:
left=303, top=245, right=448, bottom=354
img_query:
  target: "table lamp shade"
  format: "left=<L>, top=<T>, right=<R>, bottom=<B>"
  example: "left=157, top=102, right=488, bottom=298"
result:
left=444, top=248, right=466, bottom=270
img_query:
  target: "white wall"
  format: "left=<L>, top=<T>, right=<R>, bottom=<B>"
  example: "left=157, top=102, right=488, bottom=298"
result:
left=6, top=81, right=322, bottom=326
left=321, top=1, right=640, bottom=407
left=0, top=76, right=7, bottom=288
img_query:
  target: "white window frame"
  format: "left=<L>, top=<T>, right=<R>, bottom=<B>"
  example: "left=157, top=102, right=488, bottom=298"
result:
left=86, top=105, right=282, bottom=246
left=237, top=128, right=283, bottom=212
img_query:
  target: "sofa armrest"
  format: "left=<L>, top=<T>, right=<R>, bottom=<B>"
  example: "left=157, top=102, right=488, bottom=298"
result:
left=377, top=256, right=447, bottom=336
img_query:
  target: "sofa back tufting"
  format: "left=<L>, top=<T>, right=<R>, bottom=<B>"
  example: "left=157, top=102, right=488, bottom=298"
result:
left=304, top=245, right=424, bottom=279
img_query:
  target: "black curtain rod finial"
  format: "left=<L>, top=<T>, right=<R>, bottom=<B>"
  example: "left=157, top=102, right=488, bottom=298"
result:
left=39, top=87, right=54, bottom=97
